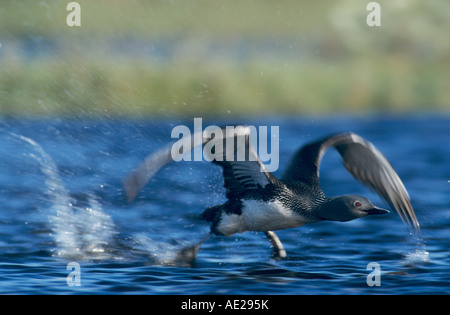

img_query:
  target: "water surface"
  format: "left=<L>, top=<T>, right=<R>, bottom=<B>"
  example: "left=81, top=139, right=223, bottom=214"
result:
left=0, top=114, right=449, bottom=294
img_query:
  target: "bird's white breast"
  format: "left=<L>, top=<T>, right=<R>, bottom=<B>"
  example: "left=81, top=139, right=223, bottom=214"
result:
left=216, top=199, right=309, bottom=237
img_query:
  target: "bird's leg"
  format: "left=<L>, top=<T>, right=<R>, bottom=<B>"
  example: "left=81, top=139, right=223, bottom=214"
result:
left=264, top=231, right=287, bottom=259
left=174, top=232, right=211, bottom=266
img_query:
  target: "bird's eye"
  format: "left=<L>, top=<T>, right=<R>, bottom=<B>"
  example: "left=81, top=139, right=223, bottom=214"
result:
left=354, top=201, right=362, bottom=207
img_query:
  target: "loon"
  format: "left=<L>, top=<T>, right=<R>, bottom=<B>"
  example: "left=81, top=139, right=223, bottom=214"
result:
left=123, top=127, right=420, bottom=259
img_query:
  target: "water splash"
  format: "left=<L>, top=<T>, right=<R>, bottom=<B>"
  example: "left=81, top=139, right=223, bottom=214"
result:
left=402, top=232, right=430, bottom=267
left=9, top=132, right=204, bottom=265
left=404, top=248, right=430, bottom=266
left=10, top=133, right=117, bottom=261
left=49, top=194, right=117, bottom=260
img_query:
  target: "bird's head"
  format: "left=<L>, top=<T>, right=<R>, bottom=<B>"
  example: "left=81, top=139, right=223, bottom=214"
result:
left=317, top=195, right=389, bottom=222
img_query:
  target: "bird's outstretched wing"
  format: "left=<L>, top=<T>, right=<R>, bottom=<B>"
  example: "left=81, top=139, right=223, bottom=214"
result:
left=282, top=132, right=420, bottom=233
left=204, top=126, right=278, bottom=199
left=123, top=126, right=277, bottom=201
left=123, top=142, right=174, bottom=202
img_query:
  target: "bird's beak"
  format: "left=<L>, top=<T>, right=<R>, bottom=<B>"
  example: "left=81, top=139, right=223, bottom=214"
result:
left=365, top=206, right=390, bottom=215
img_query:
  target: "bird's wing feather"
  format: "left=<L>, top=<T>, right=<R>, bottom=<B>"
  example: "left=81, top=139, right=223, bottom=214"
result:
left=123, top=143, right=173, bottom=202
left=123, top=126, right=278, bottom=201
left=204, top=126, right=278, bottom=199
left=282, top=132, right=420, bottom=233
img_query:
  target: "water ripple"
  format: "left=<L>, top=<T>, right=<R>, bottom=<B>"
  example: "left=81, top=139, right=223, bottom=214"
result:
left=0, top=115, right=449, bottom=294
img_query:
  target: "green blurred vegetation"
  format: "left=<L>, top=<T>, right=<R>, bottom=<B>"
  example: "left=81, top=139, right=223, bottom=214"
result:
left=0, top=0, right=448, bottom=117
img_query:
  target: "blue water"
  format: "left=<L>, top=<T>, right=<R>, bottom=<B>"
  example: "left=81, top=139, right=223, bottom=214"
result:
left=0, top=114, right=449, bottom=295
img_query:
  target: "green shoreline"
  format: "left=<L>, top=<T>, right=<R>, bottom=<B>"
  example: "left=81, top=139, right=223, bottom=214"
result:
left=1, top=55, right=448, bottom=118
left=0, top=1, right=448, bottom=117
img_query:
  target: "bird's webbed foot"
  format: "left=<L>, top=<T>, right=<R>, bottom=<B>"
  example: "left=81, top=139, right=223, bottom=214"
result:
left=174, top=232, right=211, bottom=266
left=264, top=231, right=287, bottom=259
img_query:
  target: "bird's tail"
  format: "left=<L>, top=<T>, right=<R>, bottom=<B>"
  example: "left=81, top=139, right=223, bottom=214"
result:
left=200, top=204, right=223, bottom=223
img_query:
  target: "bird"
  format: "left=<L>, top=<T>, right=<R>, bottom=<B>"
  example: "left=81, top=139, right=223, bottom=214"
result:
left=123, top=126, right=420, bottom=260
